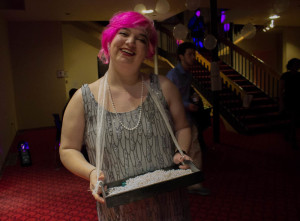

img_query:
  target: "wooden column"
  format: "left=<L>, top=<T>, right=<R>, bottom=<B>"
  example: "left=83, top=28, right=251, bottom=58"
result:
left=210, top=0, right=221, bottom=143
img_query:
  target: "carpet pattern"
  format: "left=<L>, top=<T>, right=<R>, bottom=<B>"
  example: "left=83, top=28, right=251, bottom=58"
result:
left=0, top=125, right=299, bottom=220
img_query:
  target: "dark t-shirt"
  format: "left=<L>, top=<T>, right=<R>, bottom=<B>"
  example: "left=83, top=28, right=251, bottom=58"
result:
left=280, top=71, right=300, bottom=110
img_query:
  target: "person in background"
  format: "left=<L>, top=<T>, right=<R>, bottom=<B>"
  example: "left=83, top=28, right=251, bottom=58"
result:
left=60, top=11, right=194, bottom=220
left=62, top=88, right=77, bottom=119
left=188, top=9, right=206, bottom=51
left=279, top=58, right=300, bottom=149
left=167, top=42, right=210, bottom=196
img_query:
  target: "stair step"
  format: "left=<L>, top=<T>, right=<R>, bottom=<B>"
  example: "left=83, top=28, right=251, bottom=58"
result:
left=232, top=79, right=250, bottom=83
left=246, top=91, right=265, bottom=95
left=242, top=112, right=279, bottom=119
left=190, top=61, right=283, bottom=135
left=252, top=96, right=270, bottom=101
left=238, top=84, right=256, bottom=88
left=222, top=73, right=242, bottom=78
left=230, top=104, right=278, bottom=113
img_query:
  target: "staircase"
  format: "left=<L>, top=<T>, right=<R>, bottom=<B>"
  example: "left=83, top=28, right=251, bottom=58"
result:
left=154, top=24, right=288, bottom=134
left=192, top=50, right=287, bottom=134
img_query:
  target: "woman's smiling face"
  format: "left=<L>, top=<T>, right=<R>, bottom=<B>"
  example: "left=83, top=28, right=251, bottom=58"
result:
left=109, top=28, right=149, bottom=66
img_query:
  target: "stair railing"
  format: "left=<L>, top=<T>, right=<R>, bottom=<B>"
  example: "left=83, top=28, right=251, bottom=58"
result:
left=195, top=52, right=251, bottom=108
left=155, top=23, right=178, bottom=65
left=218, top=37, right=281, bottom=101
left=155, top=23, right=249, bottom=106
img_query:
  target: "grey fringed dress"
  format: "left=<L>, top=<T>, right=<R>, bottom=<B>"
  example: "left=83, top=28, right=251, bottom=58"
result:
left=81, top=74, right=190, bottom=221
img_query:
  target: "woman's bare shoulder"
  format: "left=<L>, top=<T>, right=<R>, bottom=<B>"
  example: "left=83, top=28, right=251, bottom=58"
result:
left=158, top=74, right=177, bottom=91
left=84, top=79, right=102, bottom=100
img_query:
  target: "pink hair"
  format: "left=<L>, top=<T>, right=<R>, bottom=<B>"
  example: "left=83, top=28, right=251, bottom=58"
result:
left=98, top=11, right=158, bottom=64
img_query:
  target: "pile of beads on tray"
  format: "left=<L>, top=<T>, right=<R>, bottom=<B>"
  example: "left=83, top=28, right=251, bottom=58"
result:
left=107, top=169, right=193, bottom=196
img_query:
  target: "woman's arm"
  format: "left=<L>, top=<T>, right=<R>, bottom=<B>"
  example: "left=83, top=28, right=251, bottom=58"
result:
left=59, top=88, right=105, bottom=203
left=60, top=89, right=94, bottom=179
left=159, top=75, right=192, bottom=168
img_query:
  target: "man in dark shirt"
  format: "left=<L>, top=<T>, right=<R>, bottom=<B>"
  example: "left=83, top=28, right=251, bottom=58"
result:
left=280, top=58, right=300, bottom=149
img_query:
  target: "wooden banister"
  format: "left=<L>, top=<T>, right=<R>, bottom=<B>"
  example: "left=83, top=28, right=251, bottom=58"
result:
left=195, top=52, right=247, bottom=101
left=218, top=37, right=281, bottom=100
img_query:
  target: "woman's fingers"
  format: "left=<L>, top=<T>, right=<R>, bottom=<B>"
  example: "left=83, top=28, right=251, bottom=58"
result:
left=92, top=192, right=105, bottom=204
left=173, top=153, right=193, bottom=169
left=90, top=170, right=106, bottom=204
left=178, top=164, right=190, bottom=170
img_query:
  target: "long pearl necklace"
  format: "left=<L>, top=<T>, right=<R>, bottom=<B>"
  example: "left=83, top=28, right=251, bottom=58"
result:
left=106, top=76, right=144, bottom=131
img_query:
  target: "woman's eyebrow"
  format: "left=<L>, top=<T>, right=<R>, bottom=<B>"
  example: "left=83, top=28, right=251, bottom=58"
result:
left=120, top=28, right=129, bottom=32
left=139, top=33, right=148, bottom=40
left=120, top=28, right=148, bottom=40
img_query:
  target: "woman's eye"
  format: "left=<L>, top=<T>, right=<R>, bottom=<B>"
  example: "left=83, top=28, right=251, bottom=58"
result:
left=138, top=38, right=147, bottom=44
left=119, top=32, right=128, bottom=36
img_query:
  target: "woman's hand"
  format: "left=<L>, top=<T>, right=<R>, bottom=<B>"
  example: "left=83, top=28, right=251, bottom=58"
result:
left=89, top=169, right=106, bottom=204
left=173, top=152, right=193, bottom=170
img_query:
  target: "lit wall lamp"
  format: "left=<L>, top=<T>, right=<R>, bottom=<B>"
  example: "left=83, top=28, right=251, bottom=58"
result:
left=220, top=11, right=226, bottom=23
left=224, top=23, right=230, bottom=32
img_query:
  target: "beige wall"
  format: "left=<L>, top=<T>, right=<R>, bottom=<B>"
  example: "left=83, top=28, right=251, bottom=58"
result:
left=62, top=23, right=100, bottom=98
left=0, top=21, right=101, bottom=171
left=235, top=26, right=300, bottom=74
left=8, top=22, right=66, bottom=129
left=0, top=18, right=17, bottom=169
left=282, top=27, right=300, bottom=72
left=236, top=31, right=283, bottom=73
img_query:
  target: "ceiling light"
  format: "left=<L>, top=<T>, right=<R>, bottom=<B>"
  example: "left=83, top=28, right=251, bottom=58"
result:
left=142, top=9, right=154, bottom=14
left=269, top=15, right=280, bottom=19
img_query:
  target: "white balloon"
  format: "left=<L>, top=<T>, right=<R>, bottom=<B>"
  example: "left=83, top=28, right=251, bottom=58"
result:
left=241, top=23, right=256, bottom=39
left=204, top=34, right=217, bottom=50
left=134, top=4, right=146, bottom=13
left=173, top=24, right=188, bottom=40
left=155, top=0, right=170, bottom=14
left=273, top=0, right=290, bottom=14
left=185, top=0, right=201, bottom=11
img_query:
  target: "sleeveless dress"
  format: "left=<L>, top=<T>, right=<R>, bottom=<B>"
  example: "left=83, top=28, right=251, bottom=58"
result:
left=81, top=74, right=190, bottom=221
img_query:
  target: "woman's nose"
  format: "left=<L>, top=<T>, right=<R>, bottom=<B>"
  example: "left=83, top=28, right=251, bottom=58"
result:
left=126, top=36, right=135, bottom=45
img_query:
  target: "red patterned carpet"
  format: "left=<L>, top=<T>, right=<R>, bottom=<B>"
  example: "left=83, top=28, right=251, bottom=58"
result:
left=0, top=124, right=299, bottom=221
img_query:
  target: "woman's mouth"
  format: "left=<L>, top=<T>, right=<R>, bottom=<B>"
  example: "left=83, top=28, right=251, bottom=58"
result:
left=120, top=48, right=135, bottom=56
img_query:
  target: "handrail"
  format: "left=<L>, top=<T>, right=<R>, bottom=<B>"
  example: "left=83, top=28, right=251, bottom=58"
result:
left=155, top=23, right=248, bottom=103
left=218, top=37, right=281, bottom=100
left=155, top=22, right=177, bottom=61
left=220, top=38, right=280, bottom=79
left=195, top=52, right=247, bottom=101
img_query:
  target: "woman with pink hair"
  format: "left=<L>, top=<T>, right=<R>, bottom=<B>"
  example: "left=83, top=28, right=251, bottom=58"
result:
left=60, top=11, right=193, bottom=220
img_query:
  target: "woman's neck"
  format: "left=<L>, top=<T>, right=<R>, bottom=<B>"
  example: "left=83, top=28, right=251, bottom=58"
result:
left=107, top=63, right=141, bottom=87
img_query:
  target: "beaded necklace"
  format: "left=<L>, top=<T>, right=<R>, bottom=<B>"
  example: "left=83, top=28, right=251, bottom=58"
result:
left=106, top=76, right=144, bottom=131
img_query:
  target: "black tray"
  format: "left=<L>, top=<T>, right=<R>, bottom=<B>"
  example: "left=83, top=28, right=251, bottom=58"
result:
left=103, top=168, right=204, bottom=208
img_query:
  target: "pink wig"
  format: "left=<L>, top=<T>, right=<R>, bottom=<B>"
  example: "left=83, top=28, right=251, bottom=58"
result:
left=98, top=11, right=158, bottom=64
